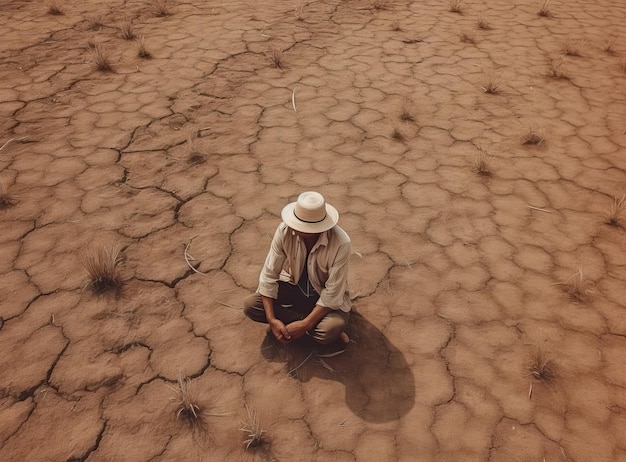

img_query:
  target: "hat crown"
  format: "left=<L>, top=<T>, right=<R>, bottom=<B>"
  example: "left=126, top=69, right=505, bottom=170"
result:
left=294, top=191, right=327, bottom=223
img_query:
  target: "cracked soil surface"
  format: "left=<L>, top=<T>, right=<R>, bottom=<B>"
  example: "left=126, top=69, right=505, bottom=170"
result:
left=1, top=0, right=625, bottom=461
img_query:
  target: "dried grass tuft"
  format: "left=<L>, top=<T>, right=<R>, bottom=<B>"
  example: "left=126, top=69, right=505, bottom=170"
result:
left=120, top=17, right=135, bottom=40
left=399, top=101, right=414, bottom=122
left=538, top=0, right=551, bottom=17
left=47, top=0, right=64, bottom=15
left=563, top=38, right=586, bottom=57
left=460, top=32, right=476, bottom=44
left=521, top=126, right=545, bottom=145
left=186, top=131, right=206, bottom=165
left=151, top=0, right=171, bottom=17
left=87, top=14, right=104, bottom=31
left=89, top=42, right=114, bottom=72
left=477, top=14, right=491, bottom=30
left=559, top=266, right=594, bottom=302
left=80, top=244, right=124, bottom=295
left=136, top=36, right=152, bottom=59
left=473, top=147, right=492, bottom=176
left=529, top=348, right=556, bottom=383
left=391, top=126, right=405, bottom=141
left=605, top=193, right=626, bottom=226
left=294, top=4, right=304, bottom=21
left=372, top=0, right=391, bottom=10
left=0, top=182, right=16, bottom=210
left=267, top=47, right=284, bottom=69
left=449, top=0, right=463, bottom=14
left=548, top=55, right=568, bottom=79
left=603, top=36, right=617, bottom=55
left=168, top=375, right=204, bottom=430
left=240, top=406, right=268, bottom=450
left=481, top=73, right=501, bottom=94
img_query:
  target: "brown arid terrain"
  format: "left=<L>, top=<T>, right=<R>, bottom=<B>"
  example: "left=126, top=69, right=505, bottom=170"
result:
left=1, top=0, right=625, bottom=460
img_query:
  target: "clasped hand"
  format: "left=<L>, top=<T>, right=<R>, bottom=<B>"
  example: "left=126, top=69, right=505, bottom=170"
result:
left=269, top=319, right=309, bottom=345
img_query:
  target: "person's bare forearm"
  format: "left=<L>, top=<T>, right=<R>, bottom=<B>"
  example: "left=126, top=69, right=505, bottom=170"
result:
left=302, top=305, right=331, bottom=330
left=261, top=295, right=277, bottom=321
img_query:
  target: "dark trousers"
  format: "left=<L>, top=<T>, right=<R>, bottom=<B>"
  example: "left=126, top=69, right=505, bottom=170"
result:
left=243, top=281, right=348, bottom=344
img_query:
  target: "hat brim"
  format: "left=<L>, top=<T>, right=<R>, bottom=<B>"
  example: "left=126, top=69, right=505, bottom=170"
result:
left=281, top=202, right=339, bottom=233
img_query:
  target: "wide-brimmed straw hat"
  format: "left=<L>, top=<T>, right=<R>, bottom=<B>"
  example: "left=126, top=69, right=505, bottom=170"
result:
left=281, top=191, right=339, bottom=233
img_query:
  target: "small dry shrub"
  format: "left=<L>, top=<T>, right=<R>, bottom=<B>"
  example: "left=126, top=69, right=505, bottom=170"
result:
left=47, top=0, right=63, bottom=15
left=449, top=0, right=463, bottom=14
left=481, top=73, right=501, bottom=94
left=477, top=14, right=491, bottom=30
left=473, top=147, right=492, bottom=176
left=80, top=244, right=124, bottom=295
left=460, top=32, right=476, bottom=44
left=136, top=36, right=152, bottom=59
left=89, top=42, right=113, bottom=72
left=538, top=0, right=551, bottom=17
left=521, top=126, right=545, bottom=145
left=240, top=406, right=268, bottom=450
left=548, top=55, right=568, bottom=79
left=267, top=47, right=284, bottom=69
left=605, top=193, right=626, bottom=226
left=529, top=348, right=556, bottom=383
left=120, top=18, right=135, bottom=40
left=560, top=266, right=594, bottom=302
left=563, top=38, right=586, bottom=57
left=168, top=375, right=204, bottom=430
left=151, top=0, right=171, bottom=17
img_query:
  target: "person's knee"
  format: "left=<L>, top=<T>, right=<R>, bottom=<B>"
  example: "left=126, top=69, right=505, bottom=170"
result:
left=243, top=293, right=264, bottom=321
left=312, top=315, right=347, bottom=344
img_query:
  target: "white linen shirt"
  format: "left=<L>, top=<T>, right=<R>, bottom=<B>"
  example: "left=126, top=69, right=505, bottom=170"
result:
left=257, top=222, right=352, bottom=313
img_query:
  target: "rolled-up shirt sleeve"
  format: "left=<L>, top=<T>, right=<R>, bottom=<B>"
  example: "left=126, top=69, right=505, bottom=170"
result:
left=257, top=225, right=287, bottom=299
left=317, top=240, right=351, bottom=311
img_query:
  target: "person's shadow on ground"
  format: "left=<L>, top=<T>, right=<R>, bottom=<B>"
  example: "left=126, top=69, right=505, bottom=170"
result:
left=261, top=310, right=415, bottom=423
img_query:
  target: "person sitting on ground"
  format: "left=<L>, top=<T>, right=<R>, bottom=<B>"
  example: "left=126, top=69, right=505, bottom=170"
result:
left=243, top=191, right=351, bottom=348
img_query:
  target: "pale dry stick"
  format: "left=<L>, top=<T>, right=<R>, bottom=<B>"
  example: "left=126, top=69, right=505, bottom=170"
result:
left=528, top=381, right=533, bottom=399
left=184, top=238, right=208, bottom=275
left=317, top=358, right=336, bottom=372
left=316, top=350, right=345, bottom=359
left=0, top=136, right=27, bottom=152
left=292, top=88, right=297, bottom=112
left=527, top=205, right=551, bottom=213
left=288, top=350, right=315, bottom=376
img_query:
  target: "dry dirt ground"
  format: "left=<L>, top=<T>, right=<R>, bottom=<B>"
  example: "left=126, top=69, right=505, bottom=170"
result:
left=1, top=0, right=625, bottom=460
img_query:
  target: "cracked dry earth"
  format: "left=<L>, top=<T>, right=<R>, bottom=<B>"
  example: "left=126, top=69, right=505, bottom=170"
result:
left=0, top=0, right=625, bottom=461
